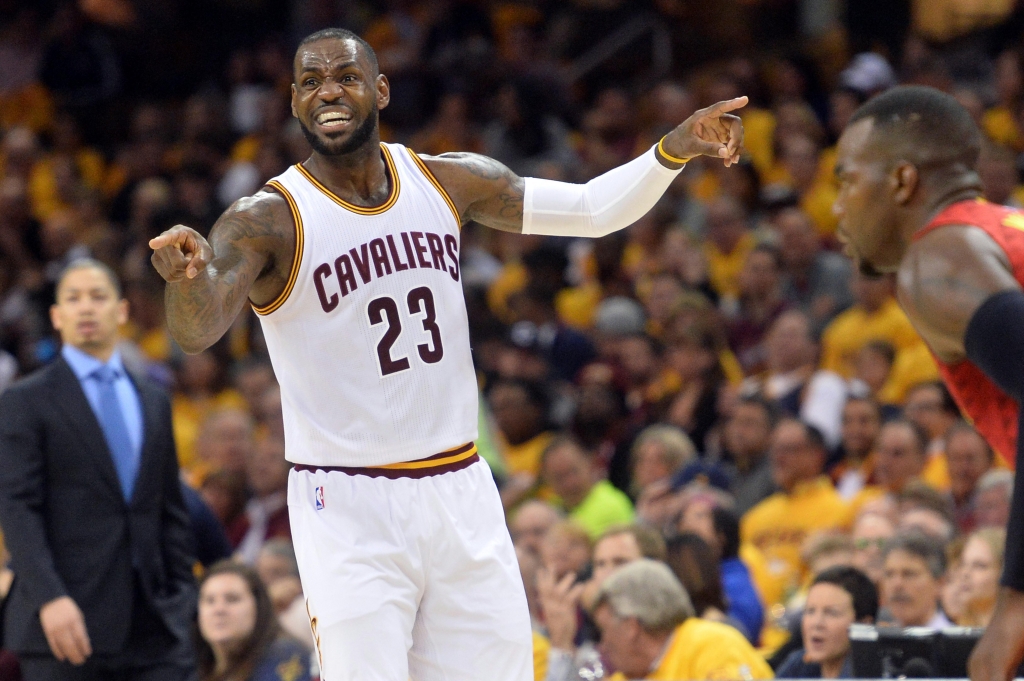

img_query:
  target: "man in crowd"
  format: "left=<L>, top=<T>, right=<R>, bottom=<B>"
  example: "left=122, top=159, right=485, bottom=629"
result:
left=720, top=396, right=778, bottom=514
left=881, top=531, right=951, bottom=628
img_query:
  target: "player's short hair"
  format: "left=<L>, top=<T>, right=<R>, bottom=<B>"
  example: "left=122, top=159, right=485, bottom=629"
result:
left=596, top=524, right=667, bottom=562
left=296, top=28, right=379, bottom=76
left=594, top=559, right=695, bottom=633
left=56, top=257, right=122, bottom=299
left=848, top=85, right=982, bottom=170
left=812, top=565, right=879, bottom=622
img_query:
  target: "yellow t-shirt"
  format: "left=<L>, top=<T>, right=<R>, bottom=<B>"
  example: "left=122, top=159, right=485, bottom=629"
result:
left=878, top=342, right=939, bottom=405
left=820, top=298, right=922, bottom=378
left=612, top=618, right=774, bottom=681
left=502, top=431, right=556, bottom=478
left=740, top=542, right=785, bottom=613
left=740, top=476, right=851, bottom=604
left=704, top=232, right=756, bottom=300
left=532, top=630, right=550, bottom=681
left=983, top=106, right=1020, bottom=149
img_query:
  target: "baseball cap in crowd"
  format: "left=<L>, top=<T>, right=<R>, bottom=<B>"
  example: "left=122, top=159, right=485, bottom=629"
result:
left=595, top=296, right=646, bottom=336
left=671, top=460, right=732, bottom=493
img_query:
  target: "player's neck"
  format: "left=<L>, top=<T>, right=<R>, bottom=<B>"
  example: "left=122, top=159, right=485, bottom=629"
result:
left=304, top=136, right=389, bottom=203
left=910, top=173, right=984, bottom=236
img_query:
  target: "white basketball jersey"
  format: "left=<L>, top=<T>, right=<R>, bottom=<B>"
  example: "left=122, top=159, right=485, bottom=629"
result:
left=254, top=143, right=478, bottom=467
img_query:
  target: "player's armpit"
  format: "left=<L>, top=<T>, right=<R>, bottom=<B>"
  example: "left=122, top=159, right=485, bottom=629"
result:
left=418, top=153, right=525, bottom=233
left=162, top=190, right=293, bottom=353
left=896, top=224, right=1020, bottom=363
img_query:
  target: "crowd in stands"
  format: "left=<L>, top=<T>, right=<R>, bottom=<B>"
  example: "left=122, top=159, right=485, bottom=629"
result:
left=3, top=0, right=1024, bottom=679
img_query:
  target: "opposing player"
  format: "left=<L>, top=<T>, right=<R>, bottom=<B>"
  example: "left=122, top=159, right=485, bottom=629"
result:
left=833, top=85, right=1024, bottom=681
left=149, top=28, right=745, bottom=680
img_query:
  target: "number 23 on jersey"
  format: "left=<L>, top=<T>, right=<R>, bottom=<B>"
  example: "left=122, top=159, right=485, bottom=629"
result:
left=368, top=286, right=444, bottom=377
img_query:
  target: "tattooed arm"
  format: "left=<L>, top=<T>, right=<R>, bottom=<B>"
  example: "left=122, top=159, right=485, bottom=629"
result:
left=149, top=190, right=294, bottom=354
left=896, top=224, right=1019, bottom=364
left=420, top=97, right=745, bottom=236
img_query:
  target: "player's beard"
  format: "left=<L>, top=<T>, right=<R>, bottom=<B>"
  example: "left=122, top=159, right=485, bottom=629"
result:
left=301, top=101, right=379, bottom=157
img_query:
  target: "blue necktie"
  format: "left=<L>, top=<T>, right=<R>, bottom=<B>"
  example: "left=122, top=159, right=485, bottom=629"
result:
left=93, top=365, right=138, bottom=500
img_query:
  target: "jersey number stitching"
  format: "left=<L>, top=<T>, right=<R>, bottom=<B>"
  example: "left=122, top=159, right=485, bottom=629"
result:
left=368, top=287, right=445, bottom=376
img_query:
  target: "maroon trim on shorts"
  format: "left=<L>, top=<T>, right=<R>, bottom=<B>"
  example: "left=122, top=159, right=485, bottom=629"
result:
left=292, top=443, right=479, bottom=480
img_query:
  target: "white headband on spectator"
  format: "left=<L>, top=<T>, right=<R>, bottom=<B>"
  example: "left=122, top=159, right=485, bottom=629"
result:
left=522, top=144, right=684, bottom=238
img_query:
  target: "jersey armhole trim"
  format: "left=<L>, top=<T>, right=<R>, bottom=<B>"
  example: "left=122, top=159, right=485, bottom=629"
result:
left=252, top=180, right=304, bottom=316
left=407, top=148, right=462, bottom=231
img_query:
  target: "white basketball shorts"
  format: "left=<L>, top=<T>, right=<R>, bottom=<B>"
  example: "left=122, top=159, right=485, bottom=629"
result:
left=287, top=444, right=533, bottom=681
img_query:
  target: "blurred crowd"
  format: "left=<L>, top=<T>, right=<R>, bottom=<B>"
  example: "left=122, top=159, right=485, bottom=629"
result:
left=4, top=0, right=1024, bottom=679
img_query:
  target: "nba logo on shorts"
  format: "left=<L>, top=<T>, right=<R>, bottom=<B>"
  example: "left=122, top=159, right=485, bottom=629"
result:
left=315, top=486, right=325, bottom=510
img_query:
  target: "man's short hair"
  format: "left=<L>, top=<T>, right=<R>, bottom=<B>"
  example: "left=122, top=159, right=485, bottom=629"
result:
left=882, top=419, right=929, bottom=456
left=735, top=395, right=780, bottom=429
left=630, top=425, right=697, bottom=473
left=777, top=417, right=827, bottom=454
left=977, top=469, right=1014, bottom=500
left=848, top=85, right=982, bottom=170
left=56, top=257, right=123, bottom=299
left=882, top=531, right=946, bottom=579
left=812, top=565, right=879, bottom=622
left=296, top=28, right=379, bottom=75
left=593, top=559, right=695, bottom=634
left=596, top=524, right=667, bottom=562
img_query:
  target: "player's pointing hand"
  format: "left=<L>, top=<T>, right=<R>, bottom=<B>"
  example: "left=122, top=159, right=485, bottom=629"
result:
left=661, top=96, right=748, bottom=167
left=149, top=225, right=213, bottom=283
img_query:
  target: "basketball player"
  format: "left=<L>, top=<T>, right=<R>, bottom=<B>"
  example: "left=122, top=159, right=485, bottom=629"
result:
left=149, top=28, right=745, bottom=681
left=832, top=85, right=1024, bottom=681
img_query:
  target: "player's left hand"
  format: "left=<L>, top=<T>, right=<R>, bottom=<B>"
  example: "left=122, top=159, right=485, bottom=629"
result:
left=662, top=96, right=747, bottom=167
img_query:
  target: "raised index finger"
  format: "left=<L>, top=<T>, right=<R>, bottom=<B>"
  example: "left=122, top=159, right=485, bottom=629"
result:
left=148, top=230, right=187, bottom=251
left=699, top=96, right=749, bottom=119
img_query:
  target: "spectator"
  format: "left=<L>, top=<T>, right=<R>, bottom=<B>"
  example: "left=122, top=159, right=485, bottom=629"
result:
left=189, top=408, right=255, bottom=485
left=880, top=532, right=951, bottom=628
left=195, top=561, right=311, bottom=681
left=665, top=533, right=746, bottom=635
left=510, top=500, right=563, bottom=558
left=712, top=506, right=765, bottom=643
left=974, top=470, right=1013, bottom=529
left=957, top=528, right=1005, bottom=627
left=851, top=513, right=895, bottom=586
left=720, top=395, right=778, bottom=514
left=727, top=244, right=789, bottom=373
left=540, top=436, right=634, bottom=539
left=776, top=566, right=878, bottom=679
left=742, top=419, right=851, bottom=604
left=628, top=424, right=696, bottom=498
left=903, top=381, right=962, bottom=489
left=538, top=521, right=591, bottom=582
left=944, top=423, right=996, bottom=532
left=0, top=259, right=196, bottom=680
left=254, top=540, right=311, bottom=654
left=702, top=196, right=756, bottom=302
left=831, top=396, right=882, bottom=501
left=230, top=435, right=291, bottom=561
left=592, top=559, right=773, bottom=680
left=855, top=420, right=929, bottom=512
left=488, top=378, right=555, bottom=509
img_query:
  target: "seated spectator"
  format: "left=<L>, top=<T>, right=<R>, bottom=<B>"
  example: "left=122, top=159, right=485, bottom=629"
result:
left=200, top=468, right=249, bottom=530
left=904, top=381, right=963, bottom=489
left=510, top=499, right=563, bottom=558
left=880, top=532, right=951, bottom=628
left=701, top=196, right=756, bottom=302
left=230, top=436, right=291, bottom=560
left=776, top=566, right=878, bottom=678
left=802, top=534, right=855, bottom=581
left=196, top=561, right=311, bottom=681
left=831, top=396, right=882, bottom=501
left=665, top=533, right=748, bottom=636
left=957, top=528, right=1005, bottom=627
left=593, top=559, right=773, bottom=680
left=742, top=419, right=851, bottom=604
left=712, top=506, right=765, bottom=644
left=254, top=539, right=312, bottom=653
left=896, top=483, right=955, bottom=543
left=719, top=395, right=778, bottom=515
left=974, top=470, right=1013, bottom=529
left=488, top=378, right=556, bottom=509
left=538, top=521, right=591, bottom=581
left=726, top=244, right=789, bottom=373
left=540, top=436, right=634, bottom=539
left=853, top=420, right=929, bottom=513
left=189, top=408, right=256, bottom=485
left=944, top=423, right=995, bottom=532
left=851, top=513, right=895, bottom=586
left=628, top=424, right=696, bottom=499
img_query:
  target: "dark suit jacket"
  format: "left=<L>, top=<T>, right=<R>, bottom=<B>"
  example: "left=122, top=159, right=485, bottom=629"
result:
left=0, top=357, right=197, bottom=656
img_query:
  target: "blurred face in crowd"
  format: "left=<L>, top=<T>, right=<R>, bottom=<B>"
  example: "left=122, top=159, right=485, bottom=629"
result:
left=853, top=513, right=895, bottom=585
left=510, top=501, right=561, bottom=557
left=802, top=583, right=858, bottom=673
left=738, top=249, right=780, bottom=300
left=50, top=266, right=128, bottom=361
left=899, top=508, right=953, bottom=542
left=246, top=436, right=289, bottom=498
left=539, top=525, right=590, bottom=581
left=594, top=605, right=650, bottom=679
left=488, top=382, right=543, bottom=446
left=946, top=429, right=993, bottom=504
left=632, top=439, right=678, bottom=491
left=765, top=311, right=816, bottom=374
left=873, top=423, right=925, bottom=493
left=591, top=532, right=642, bottom=588
left=292, top=38, right=388, bottom=157
left=678, top=497, right=717, bottom=547
left=774, top=208, right=820, bottom=270
left=769, top=420, right=823, bottom=492
left=959, top=535, right=1000, bottom=621
left=841, top=399, right=881, bottom=461
left=903, top=385, right=954, bottom=441
left=724, top=401, right=772, bottom=462
left=618, top=335, right=659, bottom=384
left=198, top=409, right=254, bottom=474
left=255, top=548, right=297, bottom=587
left=975, top=481, right=1012, bottom=528
left=198, top=573, right=257, bottom=653
left=882, top=549, right=941, bottom=626
left=542, top=442, right=596, bottom=509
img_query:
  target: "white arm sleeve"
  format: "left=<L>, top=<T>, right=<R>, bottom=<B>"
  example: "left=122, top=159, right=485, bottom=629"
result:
left=522, top=145, right=683, bottom=237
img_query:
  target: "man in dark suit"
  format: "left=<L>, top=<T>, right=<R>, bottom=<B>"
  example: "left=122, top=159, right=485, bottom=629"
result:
left=0, top=259, right=198, bottom=680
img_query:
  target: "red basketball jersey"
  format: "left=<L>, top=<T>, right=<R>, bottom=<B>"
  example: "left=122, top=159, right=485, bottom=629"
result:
left=914, top=199, right=1024, bottom=466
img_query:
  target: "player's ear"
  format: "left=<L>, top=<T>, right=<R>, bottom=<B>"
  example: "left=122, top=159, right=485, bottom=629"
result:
left=290, top=84, right=298, bottom=119
left=892, top=162, right=918, bottom=205
left=376, top=74, right=390, bottom=110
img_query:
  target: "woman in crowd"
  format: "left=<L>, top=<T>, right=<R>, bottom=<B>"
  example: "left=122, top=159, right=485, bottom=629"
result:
left=196, top=560, right=311, bottom=681
left=776, top=566, right=878, bottom=679
left=956, top=527, right=1005, bottom=627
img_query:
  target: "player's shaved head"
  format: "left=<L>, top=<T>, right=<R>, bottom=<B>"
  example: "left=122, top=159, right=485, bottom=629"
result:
left=848, top=85, right=982, bottom=170
left=295, top=28, right=379, bottom=77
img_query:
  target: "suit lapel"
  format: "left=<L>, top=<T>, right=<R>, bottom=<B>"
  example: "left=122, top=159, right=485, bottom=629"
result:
left=48, top=358, right=125, bottom=502
left=129, top=376, right=161, bottom=508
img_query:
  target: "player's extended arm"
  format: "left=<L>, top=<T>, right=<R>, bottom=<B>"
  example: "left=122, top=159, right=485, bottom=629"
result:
left=149, top=191, right=291, bottom=354
left=423, top=97, right=746, bottom=234
left=901, top=226, right=1024, bottom=681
